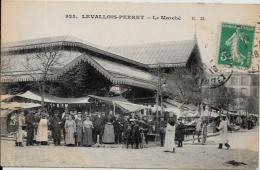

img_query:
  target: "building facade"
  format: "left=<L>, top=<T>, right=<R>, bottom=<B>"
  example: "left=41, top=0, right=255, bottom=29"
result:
left=225, top=72, right=259, bottom=112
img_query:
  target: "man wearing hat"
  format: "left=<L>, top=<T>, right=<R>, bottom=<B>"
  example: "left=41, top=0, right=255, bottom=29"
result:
left=50, top=111, right=61, bottom=145
left=25, top=111, right=35, bottom=146
left=175, top=118, right=185, bottom=147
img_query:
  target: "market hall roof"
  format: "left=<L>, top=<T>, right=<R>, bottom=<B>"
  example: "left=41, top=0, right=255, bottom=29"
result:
left=1, top=36, right=198, bottom=89
left=1, top=36, right=158, bottom=89
left=106, top=40, right=196, bottom=68
left=2, top=36, right=197, bottom=68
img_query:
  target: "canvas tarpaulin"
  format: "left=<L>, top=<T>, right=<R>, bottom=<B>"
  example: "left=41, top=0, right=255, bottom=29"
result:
left=1, top=102, right=41, bottom=117
left=89, top=95, right=145, bottom=113
left=16, top=91, right=90, bottom=104
left=114, top=101, right=145, bottom=113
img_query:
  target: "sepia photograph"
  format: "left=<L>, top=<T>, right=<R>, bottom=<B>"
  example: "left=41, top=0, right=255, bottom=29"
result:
left=1, top=1, right=259, bottom=169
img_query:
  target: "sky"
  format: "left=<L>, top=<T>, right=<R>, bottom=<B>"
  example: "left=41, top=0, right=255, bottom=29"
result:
left=2, top=1, right=260, bottom=71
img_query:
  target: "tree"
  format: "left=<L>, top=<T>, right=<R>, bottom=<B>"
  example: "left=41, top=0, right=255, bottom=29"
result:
left=23, top=48, right=63, bottom=107
left=165, top=65, right=205, bottom=105
left=207, top=86, right=236, bottom=110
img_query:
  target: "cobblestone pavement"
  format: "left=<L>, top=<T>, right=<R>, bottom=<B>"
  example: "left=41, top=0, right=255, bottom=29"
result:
left=1, top=128, right=258, bottom=169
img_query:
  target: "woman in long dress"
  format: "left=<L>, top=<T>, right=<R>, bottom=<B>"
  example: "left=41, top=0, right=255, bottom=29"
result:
left=103, top=112, right=115, bottom=144
left=82, top=116, right=93, bottom=146
left=65, top=115, right=76, bottom=146
left=164, top=119, right=176, bottom=153
left=217, top=116, right=230, bottom=149
left=36, top=114, right=49, bottom=145
left=75, top=114, right=83, bottom=146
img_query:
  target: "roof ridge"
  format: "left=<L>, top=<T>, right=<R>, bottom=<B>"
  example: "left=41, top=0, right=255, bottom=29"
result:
left=105, top=39, right=195, bottom=48
left=1, top=35, right=96, bottom=48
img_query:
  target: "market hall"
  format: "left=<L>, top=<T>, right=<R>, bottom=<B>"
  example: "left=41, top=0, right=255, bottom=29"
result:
left=1, top=35, right=206, bottom=146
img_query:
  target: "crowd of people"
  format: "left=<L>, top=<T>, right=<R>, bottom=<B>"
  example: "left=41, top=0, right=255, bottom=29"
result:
left=13, top=108, right=155, bottom=149
left=12, top=106, right=258, bottom=153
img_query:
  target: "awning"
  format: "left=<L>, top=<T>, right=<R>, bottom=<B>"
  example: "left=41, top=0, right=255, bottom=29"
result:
left=1, top=102, right=42, bottom=110
left=181, top=103, right=197, bottom=111
left=89, top=95, right=145, bottom=113
left=88, top=95, right=128, bottom=103
left=165, top=99, right=183, bottom=108
left=114, top=101, right=145, bottom=113
left=16, top=91, right=90, bottom=104
left=1, top=102, right=41, bottom=117
left=249, top=114, right=259, bottom=117
left=163, top=102, right=182, bottom=117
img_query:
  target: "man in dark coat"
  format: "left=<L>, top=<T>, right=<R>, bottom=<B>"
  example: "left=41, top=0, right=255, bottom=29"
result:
left=125, top=124, right=133, bottom=148
left=61, top=109, right=69, bottom=143
left=25, top=111, right=35, bottom=146
left=50, top=112, right=62, bottom=145
left=114, top=116, right=124, bottom=144
left=133, top=123, right=141, bottom=149
left=93, top=112, right=105, bottom=144
left=175, top=118, right=185, bottom=147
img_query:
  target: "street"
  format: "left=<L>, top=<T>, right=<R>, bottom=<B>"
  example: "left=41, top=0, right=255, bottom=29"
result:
left=1, top=128, right=258, bottom=169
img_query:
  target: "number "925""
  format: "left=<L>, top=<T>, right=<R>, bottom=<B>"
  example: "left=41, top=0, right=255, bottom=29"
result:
left=65, top=14, right=77, bottom=19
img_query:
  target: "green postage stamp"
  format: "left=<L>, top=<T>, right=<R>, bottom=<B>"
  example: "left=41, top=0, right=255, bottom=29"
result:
left=218, top=22, right=255, bottom=68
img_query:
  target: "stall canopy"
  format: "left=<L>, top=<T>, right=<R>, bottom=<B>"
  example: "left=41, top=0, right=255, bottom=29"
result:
left=88, top=95, right=128, bottom=103
left=16, top=91, right=90, bottom=104
left=89, top=95, right=145, bottom=113
left=163, top=102, right=182, bottom=117
left=115, top=101, right=146, bottom=113
left=1, top=102, right=41, bottom=117
left=1, top=102, right=41, bottom=110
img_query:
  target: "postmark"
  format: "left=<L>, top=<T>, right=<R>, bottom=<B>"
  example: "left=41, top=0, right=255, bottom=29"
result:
left=218, top=22, right=255, bottom=69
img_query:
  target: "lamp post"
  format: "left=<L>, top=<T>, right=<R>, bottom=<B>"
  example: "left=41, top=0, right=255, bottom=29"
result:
left=156, top=64, right=161, bottom=121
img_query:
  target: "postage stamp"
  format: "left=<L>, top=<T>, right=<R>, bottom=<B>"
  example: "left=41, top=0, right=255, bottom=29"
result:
left=218, top=22, right=255, bottom=68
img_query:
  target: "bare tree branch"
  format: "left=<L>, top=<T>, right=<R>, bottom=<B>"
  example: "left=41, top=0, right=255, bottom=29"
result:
left=22, top=48, right=63, bottom=107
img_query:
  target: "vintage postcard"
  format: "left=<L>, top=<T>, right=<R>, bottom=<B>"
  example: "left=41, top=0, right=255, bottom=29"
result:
left=1, top=1, right=259, bottom=169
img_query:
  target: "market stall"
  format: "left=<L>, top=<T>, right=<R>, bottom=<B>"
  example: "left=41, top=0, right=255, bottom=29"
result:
left=0, top=101, right=41, bottom=135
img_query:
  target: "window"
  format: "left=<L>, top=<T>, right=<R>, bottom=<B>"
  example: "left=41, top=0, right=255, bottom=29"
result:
left=251, top=76, right=259, bottom=86
left=253, top=87, right=259, bottom=97
left=230, top=77, right=237, bottom=85
left=241, top=77, right=247, bottom=85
